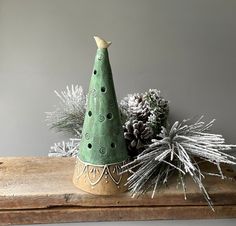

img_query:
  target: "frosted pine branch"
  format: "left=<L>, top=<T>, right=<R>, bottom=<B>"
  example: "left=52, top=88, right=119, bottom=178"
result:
left=49, top=138, right=80, bottom=157
left=122, top=116, right=236, bottom=210
left=46, top=85, right=86, bottom=137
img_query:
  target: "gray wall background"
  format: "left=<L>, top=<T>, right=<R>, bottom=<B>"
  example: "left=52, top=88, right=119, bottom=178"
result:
left=0, top=0, right=236, bottom=225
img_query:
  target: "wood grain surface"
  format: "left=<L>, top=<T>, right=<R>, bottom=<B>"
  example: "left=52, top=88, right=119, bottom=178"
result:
left=0, top=157, right=236, bottom=225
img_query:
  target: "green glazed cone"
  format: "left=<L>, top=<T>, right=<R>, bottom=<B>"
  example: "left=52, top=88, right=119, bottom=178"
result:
left=78, top=37, right=128, bottom=165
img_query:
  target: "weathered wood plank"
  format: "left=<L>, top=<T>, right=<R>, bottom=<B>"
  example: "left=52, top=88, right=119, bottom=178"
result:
left=0, top=157, right=236, bottom=224
left=0, top=205, right=236, bottom=225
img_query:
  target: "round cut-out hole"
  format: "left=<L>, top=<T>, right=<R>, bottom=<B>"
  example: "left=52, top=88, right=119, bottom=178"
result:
left=101, top=87, right=106, bottom=92
left=111, top=143, right=116, bottom=148
left=88, top=111, right=92, bottom=117
left=88, top=143, right=92, bottom=149
left=93, top=70, right=97, bottom=75
left=107, top=113, right=113, bottom=119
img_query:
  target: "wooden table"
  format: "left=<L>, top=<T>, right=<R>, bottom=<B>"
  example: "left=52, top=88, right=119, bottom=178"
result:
left=0, top=157, right=236, bottom=225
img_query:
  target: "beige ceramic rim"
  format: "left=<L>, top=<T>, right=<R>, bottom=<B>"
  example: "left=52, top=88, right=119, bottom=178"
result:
left=73, top=158, right=129, bottom=195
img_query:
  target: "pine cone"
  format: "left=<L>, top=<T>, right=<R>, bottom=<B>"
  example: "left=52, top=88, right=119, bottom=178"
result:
left=124, top=120, right=153, bottom=157
left=144, top=89, right=169, bottom=134
left=120, top=89, right=169, bottom=142
left=120, top=93, right=150, bottom=122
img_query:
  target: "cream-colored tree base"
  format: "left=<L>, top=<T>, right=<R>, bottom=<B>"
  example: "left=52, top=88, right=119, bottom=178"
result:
left=73, top=158, right=129, bottom=195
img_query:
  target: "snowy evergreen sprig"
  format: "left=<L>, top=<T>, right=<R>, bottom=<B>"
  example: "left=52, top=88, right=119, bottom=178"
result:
left=122, top=116, right=236, bottom=210
left=49, top=138, right=80, bottom=157
left=46, top=85, right=86, bottom=137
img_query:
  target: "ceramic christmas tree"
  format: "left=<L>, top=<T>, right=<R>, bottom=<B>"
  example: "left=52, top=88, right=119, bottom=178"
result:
left=73, top=36, right=129, bottom=195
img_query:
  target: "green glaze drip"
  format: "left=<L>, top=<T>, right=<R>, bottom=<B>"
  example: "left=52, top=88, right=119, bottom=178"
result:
left=79, top=47, right=128, bottom=165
